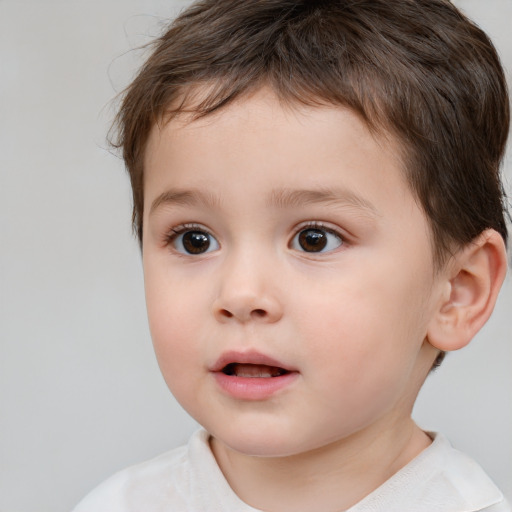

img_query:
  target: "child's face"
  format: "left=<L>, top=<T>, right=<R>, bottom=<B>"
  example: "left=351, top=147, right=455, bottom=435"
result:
left=142, top=89, right=445, bottom=457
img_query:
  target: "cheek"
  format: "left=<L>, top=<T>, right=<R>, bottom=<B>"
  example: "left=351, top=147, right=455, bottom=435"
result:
left=296, top=267, right=429, bottom=380
left=144, top=272, right=204, bottom=389
left=148, top=304, right=205, bottom=413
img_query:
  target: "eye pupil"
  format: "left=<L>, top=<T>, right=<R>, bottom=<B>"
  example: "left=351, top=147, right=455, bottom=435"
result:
left=298, top=229, right=327, bottom=252
left=183, top=231, right=210, bottom=254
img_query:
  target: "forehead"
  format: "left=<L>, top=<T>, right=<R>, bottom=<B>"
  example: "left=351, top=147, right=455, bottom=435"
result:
left=145, top=88, right=405, bottom=182
left=144, top=88, right=421, bottom=221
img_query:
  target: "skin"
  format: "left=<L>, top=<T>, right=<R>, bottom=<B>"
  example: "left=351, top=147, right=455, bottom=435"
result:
left=141, top=89, right=460, bottom=511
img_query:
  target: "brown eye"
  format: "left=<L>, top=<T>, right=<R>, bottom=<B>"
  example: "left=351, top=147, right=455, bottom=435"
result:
left=298, top=229, right=326, bottom=252
left=292, top=227, right=343, bottom=253
left=174, top=230, right=219, bottom=254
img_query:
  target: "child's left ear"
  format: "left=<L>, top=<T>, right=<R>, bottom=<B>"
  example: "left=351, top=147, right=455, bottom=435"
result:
left=427, top=229, right=508, bottom=352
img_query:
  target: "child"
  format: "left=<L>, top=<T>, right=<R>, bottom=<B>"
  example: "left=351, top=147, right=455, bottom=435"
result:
left=73, top=0, right=510, bottom=510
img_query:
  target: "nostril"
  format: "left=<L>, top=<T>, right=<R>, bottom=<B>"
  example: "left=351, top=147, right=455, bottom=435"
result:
left=214, top=301, right=279, bottom=323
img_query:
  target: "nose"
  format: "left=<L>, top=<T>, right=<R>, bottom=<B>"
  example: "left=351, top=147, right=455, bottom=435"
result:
left=212, top=253, right=284, bottom=324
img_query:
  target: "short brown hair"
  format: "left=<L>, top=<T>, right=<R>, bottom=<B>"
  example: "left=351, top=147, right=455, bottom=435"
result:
left=113, top=0, right=510, bottom=266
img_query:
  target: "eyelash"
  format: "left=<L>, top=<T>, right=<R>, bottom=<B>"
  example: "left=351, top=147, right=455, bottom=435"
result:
left=290, top=221, right=345, bottom=253
left=164, top=223, right=219, bottom=254
left=294, top=221, right=340, bottom=235
left=164, top=223, right=208, bottom=244
left=163, top=221, right=346, bottom=255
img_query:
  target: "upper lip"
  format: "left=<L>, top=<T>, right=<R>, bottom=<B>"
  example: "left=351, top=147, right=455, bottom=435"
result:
left=210, top=350, right=297, bottom=373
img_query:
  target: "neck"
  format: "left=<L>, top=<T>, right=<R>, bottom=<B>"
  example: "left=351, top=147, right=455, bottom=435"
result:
left=210, top=418, right=432, bottom=512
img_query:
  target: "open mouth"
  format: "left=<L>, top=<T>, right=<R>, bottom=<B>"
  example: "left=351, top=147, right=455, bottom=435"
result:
left=222, top=363, right=290, bottom=378
left=213, top=353, right=298, bottom=399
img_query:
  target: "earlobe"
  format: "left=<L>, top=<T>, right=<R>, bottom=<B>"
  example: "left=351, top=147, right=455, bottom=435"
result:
left=427, top=229, right=507, bottom=352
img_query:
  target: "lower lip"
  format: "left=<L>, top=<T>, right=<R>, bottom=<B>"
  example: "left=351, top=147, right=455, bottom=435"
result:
left=213, top=372, right=299, bottom=400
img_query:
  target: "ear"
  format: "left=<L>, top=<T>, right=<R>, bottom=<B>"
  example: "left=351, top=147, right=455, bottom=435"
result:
left=427, top=229, right=508, bottom=352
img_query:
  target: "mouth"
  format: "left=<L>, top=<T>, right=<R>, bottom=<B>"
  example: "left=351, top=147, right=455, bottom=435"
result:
left=211, top=350, right=296, bottom=376
left=211, top=350, right=298, bottom=399
left=221, top=363, right=290, bottom=378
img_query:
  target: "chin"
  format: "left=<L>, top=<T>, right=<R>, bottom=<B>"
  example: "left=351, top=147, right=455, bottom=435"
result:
left=207, top=423, right=298, bottom=457
left=212, top=422, right=332, bottom=459
left=226, top=438, right=297, bottom=458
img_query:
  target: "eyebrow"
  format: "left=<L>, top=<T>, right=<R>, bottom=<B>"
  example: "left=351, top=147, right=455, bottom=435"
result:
left=267, top=188, right=381, bottom=216
left=149, top=188, right=220, bottom=215
left=149, top=186, right=380, bottom=217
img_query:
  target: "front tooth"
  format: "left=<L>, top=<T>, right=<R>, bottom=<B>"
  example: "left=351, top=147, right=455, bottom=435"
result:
left=233, top=364, right=278, bottom=378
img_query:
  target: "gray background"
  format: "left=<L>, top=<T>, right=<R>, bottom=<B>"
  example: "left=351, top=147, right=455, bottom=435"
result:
left=1, top=1, right=511, bottom=511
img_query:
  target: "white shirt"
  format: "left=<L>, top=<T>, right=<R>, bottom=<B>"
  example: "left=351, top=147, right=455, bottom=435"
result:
left=73, top=430, right=510, bottom=512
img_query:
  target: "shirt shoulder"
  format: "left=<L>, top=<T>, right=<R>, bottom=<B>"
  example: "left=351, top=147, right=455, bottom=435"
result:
left=349, top=432, right=510, bottom=512
left=72, top=429, right=260, bottom=512
left=72, top=442, right=191, bottom=512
